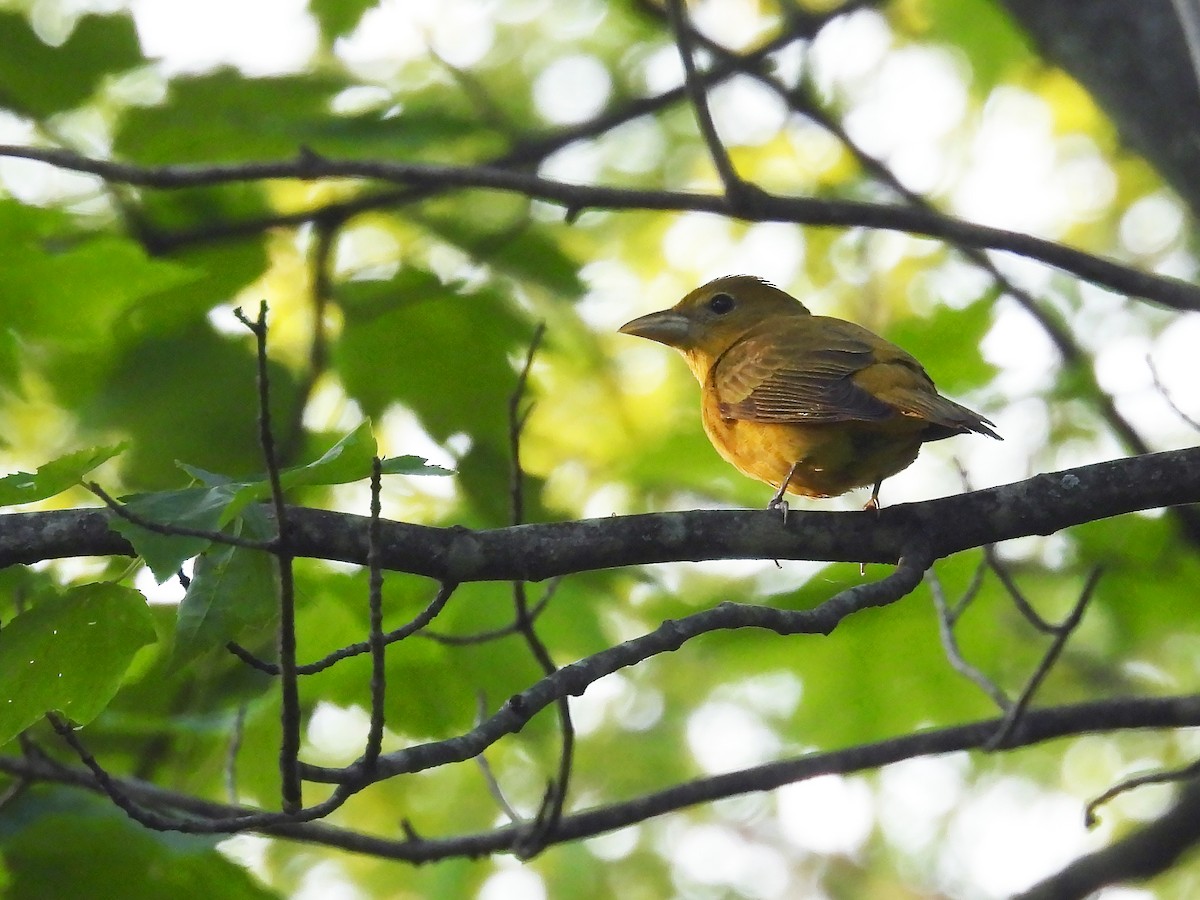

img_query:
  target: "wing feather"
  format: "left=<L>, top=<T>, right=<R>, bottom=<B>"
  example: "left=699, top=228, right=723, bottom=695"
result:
left=713, top=324, right=895, bottom=423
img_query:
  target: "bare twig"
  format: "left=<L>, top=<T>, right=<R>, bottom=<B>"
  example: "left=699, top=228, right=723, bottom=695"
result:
left=1148, top=354, right=1200, bottom=431
left=984, top=544, right=1057, bottom=634
left=301, top=549, right=935, bottom=787
left=508, top=322, right=545, bottom=528
left=234, top=303, right=302, bottom=813
left=46, top=713, right=355, bottom=833
left=665, top=0, right=762, bottom=206
left=504, top=323, right=574, bottom=858
left=987, top=567, right=1103, bottom=749
left=362, top=457, right=387, bottom=773
left=1086, top=757, right=1200, bottom=827
left=420, top=578, right=561, bottom=645
left=473, top=694, right=525, bottom=826
left=928, top=566, right=1010, bottom=710
left=228, top=581, right=458, bottom=676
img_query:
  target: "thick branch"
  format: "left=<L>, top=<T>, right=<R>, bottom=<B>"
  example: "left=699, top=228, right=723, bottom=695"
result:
left=2, top=447, right=1197, bottom=580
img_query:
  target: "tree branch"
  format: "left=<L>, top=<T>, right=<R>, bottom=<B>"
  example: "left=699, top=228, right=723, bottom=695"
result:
left=4, top=447, right=1197, bottom=581
left=2, top=144, right=1198, bottom=311
left=6, top=693, right=1198, bottom=862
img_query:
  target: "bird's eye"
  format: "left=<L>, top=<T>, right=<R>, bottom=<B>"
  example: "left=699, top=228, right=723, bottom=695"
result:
left=708, top=292, right=735, bottom=315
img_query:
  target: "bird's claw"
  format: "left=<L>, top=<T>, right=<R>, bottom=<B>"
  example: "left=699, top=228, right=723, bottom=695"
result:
left=768, top=495, right=790, bottom=524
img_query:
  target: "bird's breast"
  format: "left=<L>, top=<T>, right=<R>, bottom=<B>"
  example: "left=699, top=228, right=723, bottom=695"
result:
left=700, top=388, right=924, bottom=497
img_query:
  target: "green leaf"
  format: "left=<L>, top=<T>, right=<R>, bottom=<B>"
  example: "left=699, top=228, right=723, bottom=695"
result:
left=107, top=485, right=239, bottom=582
left=115, top=70, right=504, bottom=165
left=0, top=236, right=199, bottom=348
left=337, top=271, right=531, bottom=445
left=380, top=454, right=454, bottom=476
left=0, top=789, right=279, bottom=900
left=0, top=584, right=156, bottom=744
left=278, top=419, right=376, bottom=490
left=0, top=444, right=125, bottom=507
left=887, top=296, right=999, bottom=394
left=83, top=324, right=302, bottom=489
left=420, top=214, right=584, bottom=296
left=0, top=12, right=143, bottom=116
left=173, top=525, right=277, bottom=667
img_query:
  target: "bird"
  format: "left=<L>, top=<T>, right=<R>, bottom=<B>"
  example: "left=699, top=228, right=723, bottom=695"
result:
left=619, top=275, right=1000, bottom=512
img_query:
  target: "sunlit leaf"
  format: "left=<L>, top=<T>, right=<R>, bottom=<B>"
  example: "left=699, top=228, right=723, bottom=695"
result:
left=0, top=584, right=155, bottom=744
left=0, top=444, right=125, bottom=507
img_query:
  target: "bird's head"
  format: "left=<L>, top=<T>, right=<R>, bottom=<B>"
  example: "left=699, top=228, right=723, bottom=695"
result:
left=619, top=275, right=809, bottom=362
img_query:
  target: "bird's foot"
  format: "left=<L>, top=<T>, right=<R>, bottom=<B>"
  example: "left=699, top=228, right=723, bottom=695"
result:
left=768, top=494, right=790, bottom=524
left=863, top=479, right=883, bottom=514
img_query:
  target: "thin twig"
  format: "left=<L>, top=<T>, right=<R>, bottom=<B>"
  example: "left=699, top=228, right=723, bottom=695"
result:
left=505, top=324, right=574, bottom=859
left=87, top=482, right=274, bottom=552
left=928, top=566, right=1011, bottom=711
left=228, top=581, right=458, bottom=676
left=984, top=544, right=1057, bottom=634
left=1148, top=354, right=1200, bottom=431
left=420, top=578, right=561, bottom=645
left=987, top=567, right=1104, bottom=749
left=46, top=713, right=356, bottom=833
left=234, top=303, right=302, bottom=813
left=473, top=693, right=525, bottom=825
left=362, top=457, right=387, bottom=773
left=665, top=0, right=759, bottom=205
left=508, top=322, right=545, bottom=527
left=1085, top=757, right=1200, bottom=827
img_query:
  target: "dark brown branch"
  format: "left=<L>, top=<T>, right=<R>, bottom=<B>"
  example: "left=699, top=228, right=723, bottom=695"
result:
left=987, top=567, right=1103, bottom=749
left=229, top=580, right=458, bottom=676
left=9, top=693, right=1199, bottom=861
left=304, top=550, right=932, bottom=786
left=3, top=448, right=1198, bottom=581
left=2, top=144, right=1198, bottom=311
left=362, top=457, right=386, bottom=773
left=503, top=323, right=572, bottom=858
left=666, top=0, right=760, bottom=204
left=234, top=303, right=302, bottom=813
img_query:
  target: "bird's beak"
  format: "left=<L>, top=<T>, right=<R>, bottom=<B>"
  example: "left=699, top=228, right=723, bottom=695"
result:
left=618, top=309, right=693, bottom=348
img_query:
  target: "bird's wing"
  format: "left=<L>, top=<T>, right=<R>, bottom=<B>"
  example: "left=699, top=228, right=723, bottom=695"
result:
left=712, top=322, right=897, bottom=424
left=870, top=380, right=1001, bottom=439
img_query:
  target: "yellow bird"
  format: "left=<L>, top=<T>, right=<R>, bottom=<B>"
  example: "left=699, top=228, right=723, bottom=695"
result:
left=619, top=275, right=1000, bottom=510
